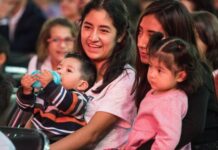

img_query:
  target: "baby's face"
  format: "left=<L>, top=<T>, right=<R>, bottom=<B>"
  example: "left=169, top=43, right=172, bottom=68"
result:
left=56, top=57, right=83, bottom=90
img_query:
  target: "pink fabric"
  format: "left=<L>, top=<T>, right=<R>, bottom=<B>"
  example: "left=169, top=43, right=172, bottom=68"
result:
left=85, top=65, right=137, bottom=149
left=125, top=89, right=188, bottom=150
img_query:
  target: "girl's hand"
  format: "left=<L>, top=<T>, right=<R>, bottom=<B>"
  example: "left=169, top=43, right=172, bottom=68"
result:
left=36, top=70, right=53, bottom=88
left=21, top=74, right=36, bottom=95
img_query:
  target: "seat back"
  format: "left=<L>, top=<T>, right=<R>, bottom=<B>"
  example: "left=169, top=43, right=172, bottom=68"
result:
left=0, top=127, right=50, bottom=150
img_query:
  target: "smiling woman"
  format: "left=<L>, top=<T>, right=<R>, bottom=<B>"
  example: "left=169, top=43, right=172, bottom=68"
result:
left=81, top=9, right=118, bottom=67
left=50, top=0, right=137, bottom=149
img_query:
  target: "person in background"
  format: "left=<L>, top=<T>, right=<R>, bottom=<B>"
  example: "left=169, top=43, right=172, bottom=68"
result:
left=78, top=0, right=91, bottom=13
left=191, top=10, right=218, bottom=147
left=0, top=73, right=13, bottom=116
left=27, top=17, right=77, bottom=74
left=50, top=0, right=137, bottom=149
left=0, top=0, right=46, bottom=67
left=0, top=34, right=16, bottom=86
left=180, top=0, right=218, bottom=16
left=0, top=34, right=15, bottom=126
left=60, top=0, right=81, bottom=23
left=0, top=35, right=14, bottom=123
left=17, top=52, right=97, bottom=143
left=0, top=0, right=15, bottom=23
left=33, top=0, right=60, bottom=18
left=137, top=0, right=155, bottom=12
left=132, top=0, right=218, bottom=149
left=0, top=34, right=10, bottom=75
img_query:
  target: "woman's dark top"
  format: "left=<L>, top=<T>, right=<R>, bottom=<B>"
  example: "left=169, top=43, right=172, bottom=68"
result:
left=177, top=63, right=218, bottom=148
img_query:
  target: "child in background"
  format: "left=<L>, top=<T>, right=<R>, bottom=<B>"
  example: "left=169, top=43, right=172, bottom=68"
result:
left=16, top=52, right=96, bottom=143
left=124, top=33, right=203, bottom=150
left=27, top=17, right=77, bottom=74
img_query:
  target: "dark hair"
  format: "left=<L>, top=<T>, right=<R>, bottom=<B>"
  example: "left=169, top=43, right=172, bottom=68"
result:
left=0, top=74, right=13, bottom=114
left=133, top=0, right=199, bottom=108
left=0, top=35, right=10, bottom=70
left=192, top=11, right=218, bottom=70
left=77, top=0, right=136, bottom=93
left=182, top=0, right=218, bottom=16
left=148, top=32, right=203, bottom=94
left=65, top=52, right=97, bottom=91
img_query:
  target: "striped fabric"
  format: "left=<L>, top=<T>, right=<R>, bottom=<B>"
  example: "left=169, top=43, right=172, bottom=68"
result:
left=16, top=81, right=88, bottom=141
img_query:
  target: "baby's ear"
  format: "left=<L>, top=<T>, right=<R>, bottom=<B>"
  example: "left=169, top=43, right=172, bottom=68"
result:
left=77, top=80, right=89, bottom=91
left=176, top=70, right=187, bottom=82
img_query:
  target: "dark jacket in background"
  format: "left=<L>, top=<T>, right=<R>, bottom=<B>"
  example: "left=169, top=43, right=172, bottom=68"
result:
left=0, top=1, right=46, bottom=67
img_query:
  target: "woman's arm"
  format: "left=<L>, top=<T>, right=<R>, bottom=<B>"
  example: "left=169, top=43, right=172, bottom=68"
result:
left=50, top=111, right=119, bottom=150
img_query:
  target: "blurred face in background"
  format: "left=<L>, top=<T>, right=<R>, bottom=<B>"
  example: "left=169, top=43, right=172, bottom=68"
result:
left=47, top=25, right=74, bottom=66
left=60, top=0, right=80, bottom=21
left=0, top=0, right=19, bottom=18
left=79, top=0, right=90, bottom=13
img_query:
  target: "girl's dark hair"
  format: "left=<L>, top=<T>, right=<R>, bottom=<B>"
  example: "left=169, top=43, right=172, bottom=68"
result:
left=192, top=11, right=218, bottom=70
left=148, top=32, right=203, bottom=94
left=65, top=52, right=97, bottom=91
left=77, top=0, right=136, bottom=93
left=133, top=0, right=200, bottom=108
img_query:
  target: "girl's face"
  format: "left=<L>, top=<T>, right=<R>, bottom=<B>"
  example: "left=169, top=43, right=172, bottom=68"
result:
left=147, top=57, right=183, bottom=92
left=47, top=25, right=74, bottom=64
left=137, top=14, right=165, bottom=64
left=81, top=9, right=118, bottom=64
left=60, top=0, right=80, bottom=20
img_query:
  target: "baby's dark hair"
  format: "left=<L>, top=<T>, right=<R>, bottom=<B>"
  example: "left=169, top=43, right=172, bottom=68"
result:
left=147, top=32, right=203, bottom=94
left=65, top=52, right=97, bottom=91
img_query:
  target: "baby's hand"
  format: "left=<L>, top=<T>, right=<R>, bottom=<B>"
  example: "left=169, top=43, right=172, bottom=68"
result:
left=21, top=74, right=36, bottom=95
left=36, top=70, right=53, bottom=88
